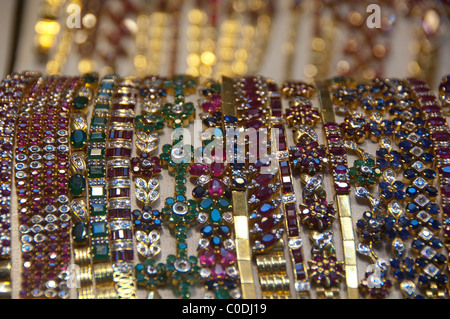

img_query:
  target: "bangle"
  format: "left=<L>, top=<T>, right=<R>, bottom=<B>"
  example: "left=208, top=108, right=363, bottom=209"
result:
left=106, top=77, right=139, bottom=299
left=132, top=76, right=165, bottom=299
left=69, top=73, right=98, bottom=297
left=0, top=72, right=40, bottom=298
left=16, top=75, right=75, bottom=298
left=192, top=79, right=240, bottom=299
left=317, top=80, right=359, bottom=299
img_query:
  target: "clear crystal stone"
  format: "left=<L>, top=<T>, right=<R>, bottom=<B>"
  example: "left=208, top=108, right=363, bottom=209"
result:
left=356, top=243, right=372, bottom=256
left=414, top=194, right=430, bottom=207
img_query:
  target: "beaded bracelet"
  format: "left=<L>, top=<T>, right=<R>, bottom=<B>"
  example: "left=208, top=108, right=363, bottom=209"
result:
left=68, top=73, right=99, bottom=298
left=317, top=80, right=358, bottom=299
left=132, top=76, right=166, bottom=299
left=105, top=77, right=139, bottom=299
left=193, top=79, right=240, bottom=299
left=16, top=75, right=75, bottom=299
left=84, top=74, right=120, bottom=299
left=0, top=72, right=40, bottom=298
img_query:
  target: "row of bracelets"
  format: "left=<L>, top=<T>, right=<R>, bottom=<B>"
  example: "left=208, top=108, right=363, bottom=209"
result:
left=0, top=71, right=449, bottom=299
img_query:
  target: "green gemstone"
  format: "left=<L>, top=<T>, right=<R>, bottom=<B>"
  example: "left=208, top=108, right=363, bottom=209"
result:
left=366, top=158, right=375, bottom=167
left=89, top=132, right=106, bottom=142
left=71, top=130, right=87, bottom=149
left=175, top=184, right=187, bottom=194
left=355, top=175, right=366, bottom=185
left=373, top=168, right=382, bottom=177
left=94, top=103, right=110, bottom=111
left=349, top=167, right=358, bottom=177
left=354, top=159, right=364, bottom=167
left=368, top=177, right=377, bottom=185
left=88, top=148, right=104, bottom=160
left=162, top=144, right=172, bottom=153
left=144, top=258, right=156, bottom=267
left=167, top=254, right=176, bottom=264
left=136, top=274, right=146, bottom=283
left=91, top=116, right=107, bottom=127
left=92, top=244, right=109, bottom=260
left=90, top=203, right=106, bottom=216
left=73, top=96, right=89, bottom=110
left=69, top=174, right=86, bottom=196
left=215, top=287, right=230, bottom=299
left=72, top=222, right=88, bottom=243
left=211, top=83, right=221, bottom=93
left=89, top=165, right=104, bottom=178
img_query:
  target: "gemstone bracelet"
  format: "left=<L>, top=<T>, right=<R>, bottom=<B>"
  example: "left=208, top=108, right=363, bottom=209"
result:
left=0, top=71, right=40, bottom=298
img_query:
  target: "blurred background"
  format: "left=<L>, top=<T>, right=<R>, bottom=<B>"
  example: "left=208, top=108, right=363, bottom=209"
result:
left=0, top=0, right=449, bottom=86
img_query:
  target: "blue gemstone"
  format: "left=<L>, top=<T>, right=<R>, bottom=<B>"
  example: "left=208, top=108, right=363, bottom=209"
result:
left=394, top=190, right=406, bottom=200
left=201, top=225, right=213, bottom=237
left=412, top=239, right=425, bottom=250
left=390, top=258, right=401, bottom=269
left=406, top=203, right=419, bottom=214
left=379, top=181, right=390, bottom=190
left=436, top=274, right=448, bottom=285
left=399, top=140, right=413, bottom=151
left=399, top=229, right=410, bottom=240
left=356, top=219, right=367, bottom=229
left=430, top=219, right=441, bottom=230
left=416, top=257, right=427, bottom=268
left=416, top=127, right=428, bottom=136
left=434, top=254, right=447, bottom=265
left=419, top=138, right=432, bottom=149
left=406, top=186, right=418, bottom=197
left=393, top=181, right=404, bottom=189
left=377, top=159, right=388, bottom=169
left=413, top=117, right=425, bottom=126
left=406, top=269, right=417, bottom=280
left=211, top=236, right=222, bottom=247
left=425, top=185, right=438, bottom=197
left=410, top=219, right=419, bottom=229
left=403, top=168, right=417, bottom=180
left=396, top=130, right=408, bottom=140
left=423, top=169, right=436, bottom=179
left=401, top=154, right=413, bottom=164
left=393, top=270, right=405, bottom=281
left=384, top=128, right=394, bottom=136
left=376, top=148, right=388, bottom=157
left=418, top=275, right=430, bottom=285
left=430, top=237, right=443, bottom=249
left=410, top=107, right=421, bottom=115
left=381, top=190, right=393, bottom=200
left=421, top=153, right=434, bottom=163
left=224, top=115, right=238, bottom=123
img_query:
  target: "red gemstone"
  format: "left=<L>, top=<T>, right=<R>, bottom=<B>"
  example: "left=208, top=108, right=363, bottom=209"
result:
left=253, top=173, right=275, bottom=187
left=243, top=119, right=263, bottom=130
left=253, top=186, right=274, bottom=201
left=210, top=162, right=225, bottom=177
left=259, top=216, right=279, bottom=232
left=218, top=248, right=236, bottom=266
left=421, top=104, right=441, bottom=113
left=189, top=164, right=209, bottom=176
left=436, top=148, right=450, bottom=159
left=202, top=102, right=216, bottom=113
left=419, top=95, right=436, bottom=103
left=441, top=184, right=450, bottom=197
left=335, top=181, right=350, bottom=194
left=200, top=248, right=215, bottom=267
left=432, top=131, right=450, bottom=141
left=208, top=179, right=226, bottom=196
left=427, top=117, right=446, bottom=126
